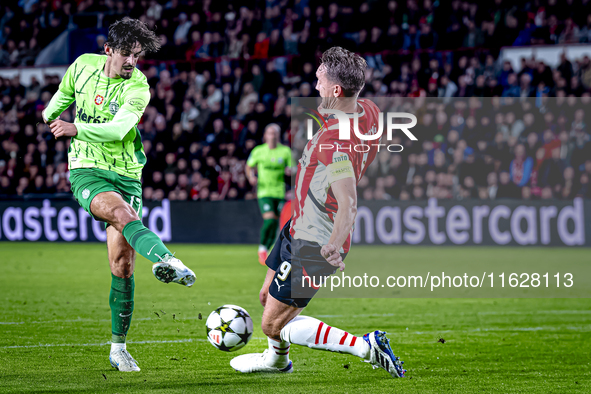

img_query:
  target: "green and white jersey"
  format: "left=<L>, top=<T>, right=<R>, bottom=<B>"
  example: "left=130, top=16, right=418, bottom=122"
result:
left=246, top=143, right=292, bottom=199
left=45, top=54, right=150, bottom=180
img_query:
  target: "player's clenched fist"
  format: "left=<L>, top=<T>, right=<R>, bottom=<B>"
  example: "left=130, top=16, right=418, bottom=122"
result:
left=321, top=243, right=345, bottom=272
left=50, top=120, right=78, bottom=139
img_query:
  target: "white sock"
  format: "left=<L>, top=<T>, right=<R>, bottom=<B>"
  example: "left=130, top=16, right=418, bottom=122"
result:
left=280, top=315, right=370, bottom=360
left=265, top=337, right=290, bottom=367
left=111, top=342, right=126, bottom=353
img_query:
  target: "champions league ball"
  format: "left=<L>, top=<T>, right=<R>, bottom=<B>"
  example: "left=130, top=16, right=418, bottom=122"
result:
left=205, top=305, right=254, bottom=352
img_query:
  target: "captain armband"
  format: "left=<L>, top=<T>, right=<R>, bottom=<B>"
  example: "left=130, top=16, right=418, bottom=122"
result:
left=326, top=159, right=355, bottom=185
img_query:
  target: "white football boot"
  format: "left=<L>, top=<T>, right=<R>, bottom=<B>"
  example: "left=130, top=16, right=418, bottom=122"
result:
left=109, top=348, right=141, bottom=372
left=231, top=349, right=294, bottom=373
left=152, top=254, right=196, bottom=287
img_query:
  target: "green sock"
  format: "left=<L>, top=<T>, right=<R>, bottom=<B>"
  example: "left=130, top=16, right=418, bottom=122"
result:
left=260, top=219, right=271, bottom=249
left=264, top=218, right=279, bottom=250
left=110, top=274, right=134, bottom=344
left=122, top=220, right=172, bottom=263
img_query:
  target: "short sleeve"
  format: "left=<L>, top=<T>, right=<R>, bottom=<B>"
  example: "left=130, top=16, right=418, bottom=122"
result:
left=120, top=79, right=151, bottom=120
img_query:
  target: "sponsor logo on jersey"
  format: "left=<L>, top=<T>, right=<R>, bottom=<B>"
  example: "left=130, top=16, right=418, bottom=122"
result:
left=332, top=152, right=349, bottom=163
left=94, top=95, right=104, bottom=105
left=109, top=101, right=120, bottom=115
left=82, top=189, right=90, bottom=199
left=77, top=108, right=108, bottom=124
left=127, top=98, right=146, bottom=111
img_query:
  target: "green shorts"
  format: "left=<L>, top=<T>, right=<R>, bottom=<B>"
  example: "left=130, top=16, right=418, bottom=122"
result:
left=258, top=197, right=285, bottom=217
left=70, top=168, right=143, bottom=221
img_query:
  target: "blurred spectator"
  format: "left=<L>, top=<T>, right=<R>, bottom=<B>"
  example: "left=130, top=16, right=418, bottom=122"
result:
left=497, top=171, right=521, bottom=199
left=510, top=144, right=534, bottom=188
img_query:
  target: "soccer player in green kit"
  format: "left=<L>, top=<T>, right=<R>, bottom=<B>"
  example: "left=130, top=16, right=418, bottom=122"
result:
left=42, top=18, right=196, bottom=372
left=246, top=123, right=292, bottom=265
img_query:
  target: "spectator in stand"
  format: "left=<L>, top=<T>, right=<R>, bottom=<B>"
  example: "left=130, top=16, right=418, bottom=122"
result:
left=236, top=83, right=258, bottom=118
left=510, top=144, right=534, bottom=188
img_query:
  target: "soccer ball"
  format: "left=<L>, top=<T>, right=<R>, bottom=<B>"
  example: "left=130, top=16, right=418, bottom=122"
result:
left=205, top=304, right=254, bottom=352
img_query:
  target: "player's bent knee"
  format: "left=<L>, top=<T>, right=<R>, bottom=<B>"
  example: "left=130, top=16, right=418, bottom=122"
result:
left=110, top=204, right=139, bottom=231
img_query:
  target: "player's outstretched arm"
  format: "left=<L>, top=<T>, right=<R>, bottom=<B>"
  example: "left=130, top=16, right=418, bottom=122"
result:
left=49, top=109, right=139, bottom=141
left=69, top=83, right=151, bottom=142
left=322, top=176, right=357, bottom=271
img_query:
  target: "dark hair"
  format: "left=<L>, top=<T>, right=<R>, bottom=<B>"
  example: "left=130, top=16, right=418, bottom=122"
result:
left=105, top=17, right=161, bottom=53
left=320, top=46, right=367, bottom=97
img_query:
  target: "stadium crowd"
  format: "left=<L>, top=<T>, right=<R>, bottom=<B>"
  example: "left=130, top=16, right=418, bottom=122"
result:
left=1, top=0, right=591, bottom=201
left=5, top=0, right=591, bottom=66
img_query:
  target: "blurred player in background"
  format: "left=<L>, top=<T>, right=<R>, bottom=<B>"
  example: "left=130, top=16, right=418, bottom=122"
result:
left=246, top=124, right=292, bottom=265
left=42, top=18, right=196, bottom=372
left=232, top=47, right=405, bottom=378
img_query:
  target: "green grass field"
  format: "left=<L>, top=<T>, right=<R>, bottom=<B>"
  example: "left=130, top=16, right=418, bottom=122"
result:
left=1, top=243, right=590, bottom=393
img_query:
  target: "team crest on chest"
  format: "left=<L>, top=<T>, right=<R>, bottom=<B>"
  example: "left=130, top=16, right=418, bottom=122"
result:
left=94, top=95, right=104, bottom=105
left=109, top=101, right=120, bottom=115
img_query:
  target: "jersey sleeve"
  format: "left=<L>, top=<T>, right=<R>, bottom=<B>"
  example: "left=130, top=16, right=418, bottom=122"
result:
left=316, top=131, right=356, bottom=185
left=75, top=108, right=139, bottom=143
left=57, top=58, right=76, bottom=97
left=120, top=78, right=151, bottom=120
left=43, top=59, right=77, bottom=121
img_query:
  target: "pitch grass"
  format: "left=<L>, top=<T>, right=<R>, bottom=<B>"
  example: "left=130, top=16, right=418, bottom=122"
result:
left=0, top=243, right=589, bottom=393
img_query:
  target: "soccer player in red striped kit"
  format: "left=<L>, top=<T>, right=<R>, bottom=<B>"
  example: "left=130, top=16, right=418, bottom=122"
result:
left=231, top=47, right=405, bottom=378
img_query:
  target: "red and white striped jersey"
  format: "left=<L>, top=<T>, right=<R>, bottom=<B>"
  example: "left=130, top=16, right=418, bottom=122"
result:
left=291, top=99, right=381, bottom=253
